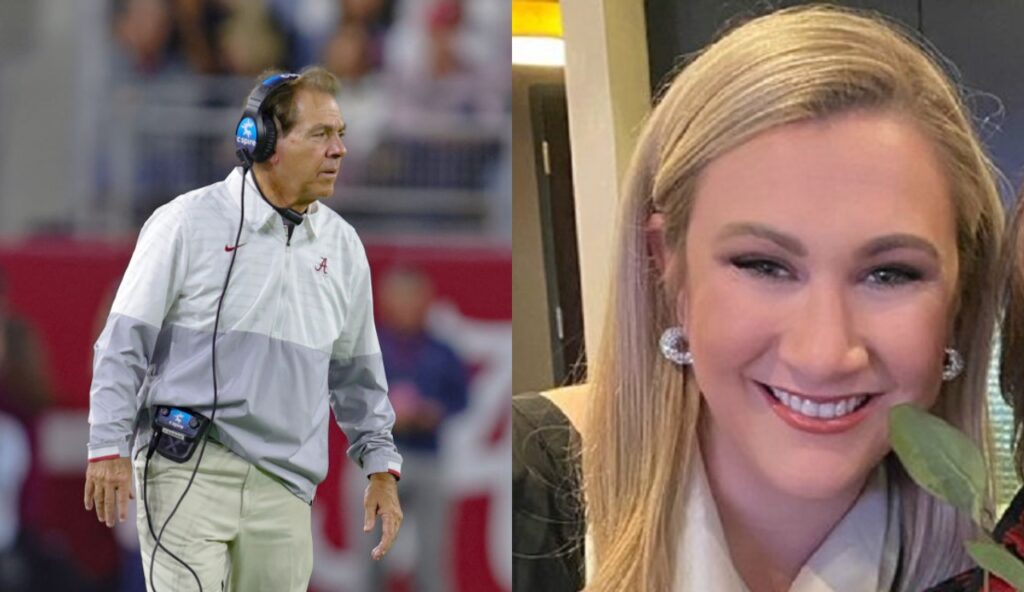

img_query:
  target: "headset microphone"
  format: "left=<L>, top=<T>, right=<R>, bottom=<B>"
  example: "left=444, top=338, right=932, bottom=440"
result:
left=278, top=206, right=305, bottom=226
left=250, top=172, right=306, bottom=227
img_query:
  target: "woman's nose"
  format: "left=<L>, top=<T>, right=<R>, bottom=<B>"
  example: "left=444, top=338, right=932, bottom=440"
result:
left=776, top=282, right=870, bottom=383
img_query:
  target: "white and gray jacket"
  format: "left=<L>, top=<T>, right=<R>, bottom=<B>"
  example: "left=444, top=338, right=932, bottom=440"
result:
left=87, top=167, right=402, bottom=503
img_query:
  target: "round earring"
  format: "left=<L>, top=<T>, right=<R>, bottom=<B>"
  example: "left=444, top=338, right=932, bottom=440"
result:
left=942, top=347, right=964, bottom=382
left=659, top=327, right=694, bottom=366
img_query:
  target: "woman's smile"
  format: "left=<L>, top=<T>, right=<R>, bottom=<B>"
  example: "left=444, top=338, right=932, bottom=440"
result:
left=756, top=381, right=880, bottom=434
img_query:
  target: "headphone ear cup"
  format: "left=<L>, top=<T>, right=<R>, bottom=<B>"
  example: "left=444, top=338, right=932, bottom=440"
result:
left=254, top=111, right=278, bottom=162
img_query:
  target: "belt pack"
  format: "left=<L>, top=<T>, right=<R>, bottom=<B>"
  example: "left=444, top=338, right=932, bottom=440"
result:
left=150, top=406, right=211, bottom=463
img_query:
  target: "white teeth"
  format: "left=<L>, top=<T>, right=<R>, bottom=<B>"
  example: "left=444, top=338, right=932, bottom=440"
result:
left=768, top=386, right=866, bottom=420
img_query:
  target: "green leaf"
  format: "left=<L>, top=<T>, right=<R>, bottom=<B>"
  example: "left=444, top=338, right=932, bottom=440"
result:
left=888, top=403, right=987, bottom=525
left=966, top=541, right=1024, bottom=589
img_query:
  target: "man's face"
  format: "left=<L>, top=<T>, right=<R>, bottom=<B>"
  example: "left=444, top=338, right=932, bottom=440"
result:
left=268, top=88, right=347, bottom=208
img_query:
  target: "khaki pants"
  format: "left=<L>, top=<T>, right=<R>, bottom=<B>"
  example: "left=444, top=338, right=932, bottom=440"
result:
left=133, top=440, right=313, bottom=592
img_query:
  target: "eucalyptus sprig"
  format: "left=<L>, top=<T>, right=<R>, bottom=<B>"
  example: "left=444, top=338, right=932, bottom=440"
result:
left=889, top=403, right=1024, bottom=589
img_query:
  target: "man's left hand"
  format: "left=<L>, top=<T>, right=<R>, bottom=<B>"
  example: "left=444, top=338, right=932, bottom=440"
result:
left=363, top=472, right=402, bottom=561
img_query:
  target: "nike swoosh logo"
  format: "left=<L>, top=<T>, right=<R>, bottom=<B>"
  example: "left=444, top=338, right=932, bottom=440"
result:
left=224, top=243, right=247, bottom=252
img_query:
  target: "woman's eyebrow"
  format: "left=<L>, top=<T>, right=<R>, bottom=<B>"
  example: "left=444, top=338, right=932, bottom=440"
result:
left=716, top=222, right=807, bottom=256
left=715, top=223, right=941, bottom=261
left=857, top=234, right=940, bottom=260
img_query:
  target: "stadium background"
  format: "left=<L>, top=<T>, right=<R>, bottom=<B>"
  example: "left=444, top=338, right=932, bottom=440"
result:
left=0, top=0, right=511, bottom=591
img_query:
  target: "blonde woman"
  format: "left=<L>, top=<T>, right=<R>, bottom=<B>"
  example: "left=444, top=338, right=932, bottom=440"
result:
left=513, top=5, right=1006, bottom=592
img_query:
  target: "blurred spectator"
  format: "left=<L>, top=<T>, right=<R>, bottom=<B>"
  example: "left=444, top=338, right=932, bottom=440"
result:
left=218, top=4, right=288, bottom=76
left=324, top=21, right=388, bottom=178
left=0, top=270, right=53, bottom=533
left=360, top=0, right=504, bottom=190
left=113, top=0, right=174, bottom=73
left=324, top=21, right=375, bottom=83
left=267, top=0, right=339, bottom=70
left=340, top=0, right=396, bottom=61
left=385, top=0, right=503, bottom=135
left=112, top=0, right=181, bottom=76
left=103, top=0, right=510, bottom=238
left=0, top=270, right=51, bottom=410
left=0, top=412, right=30, bottom=589
left=0, top=411, right=92, bottom=591
left=171, top=0, right=233, bottom=74
left=113, top=0, right=285, bottom=78
left=0, top=282, right=5, bottom=367
left=0, top=409, right=28, bottom=577
left=461, top=0, right=511, bottom=106
left=342, top=0, right=394, bottom=28
left=374, top=266, right=468, bottom=592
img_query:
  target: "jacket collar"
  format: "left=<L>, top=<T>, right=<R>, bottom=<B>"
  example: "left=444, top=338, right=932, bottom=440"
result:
left=225, top=167, right=322, bottom=239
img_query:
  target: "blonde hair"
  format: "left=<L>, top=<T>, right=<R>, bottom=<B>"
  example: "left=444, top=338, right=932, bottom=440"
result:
left=585, top=5, right=1004, bottom=591
left=1001, top=190, right=1024, bottom=478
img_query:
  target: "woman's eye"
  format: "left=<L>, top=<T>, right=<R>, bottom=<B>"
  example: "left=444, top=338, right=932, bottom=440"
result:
left=865, top=266, right=922, bottom=287
left=731, top=257, right=794, bottom=281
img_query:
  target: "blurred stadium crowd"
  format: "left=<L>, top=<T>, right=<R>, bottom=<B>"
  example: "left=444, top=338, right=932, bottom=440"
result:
left=106, top=0, right=511, bottom=236
left=0, top=0, right=511, bottom=591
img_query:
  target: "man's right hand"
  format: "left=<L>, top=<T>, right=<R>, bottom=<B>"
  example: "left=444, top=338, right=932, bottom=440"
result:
left=84, top=457, right=134, bottom=527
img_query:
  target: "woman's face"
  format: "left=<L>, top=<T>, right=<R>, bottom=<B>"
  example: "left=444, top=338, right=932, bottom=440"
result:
left=681, top=110, right=959, bottom=501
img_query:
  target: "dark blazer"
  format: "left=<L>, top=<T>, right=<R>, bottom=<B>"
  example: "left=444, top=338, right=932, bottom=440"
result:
left=512, top=393, right=585, bottom=592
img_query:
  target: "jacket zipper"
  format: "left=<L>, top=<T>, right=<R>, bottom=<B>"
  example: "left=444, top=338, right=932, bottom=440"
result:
left=274, top=224, right=294, bottom=337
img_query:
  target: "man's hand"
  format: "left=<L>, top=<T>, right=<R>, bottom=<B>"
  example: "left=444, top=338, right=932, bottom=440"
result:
left=363, top=472, right=402, bottom=561
left=84, top=457, right=134, bottom=527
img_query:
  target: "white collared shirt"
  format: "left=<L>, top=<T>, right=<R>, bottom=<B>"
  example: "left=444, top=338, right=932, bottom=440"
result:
left=584, top=456, right=900, bottom=591
left=676, top=454, right=900, bottom=591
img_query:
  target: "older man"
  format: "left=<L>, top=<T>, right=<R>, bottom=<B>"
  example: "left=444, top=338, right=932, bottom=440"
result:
left=84, top=66, right=402, bottom=592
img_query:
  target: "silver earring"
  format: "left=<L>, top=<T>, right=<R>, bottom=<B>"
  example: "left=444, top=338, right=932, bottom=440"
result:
left=942, top=347, right=964, bottom=381
left=659, top=327, right=694, bottom=366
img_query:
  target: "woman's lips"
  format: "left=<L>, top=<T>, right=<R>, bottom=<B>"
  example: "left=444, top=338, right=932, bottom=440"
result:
left=758, top=381, right=878, bottom=434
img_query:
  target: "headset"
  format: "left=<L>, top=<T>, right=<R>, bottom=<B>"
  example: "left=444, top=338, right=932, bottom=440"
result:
left=141, top=72, right=302, bottom=592
left=235, top=72, right=307, bottom=226
left=235, top=72, right=300, bottom=165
